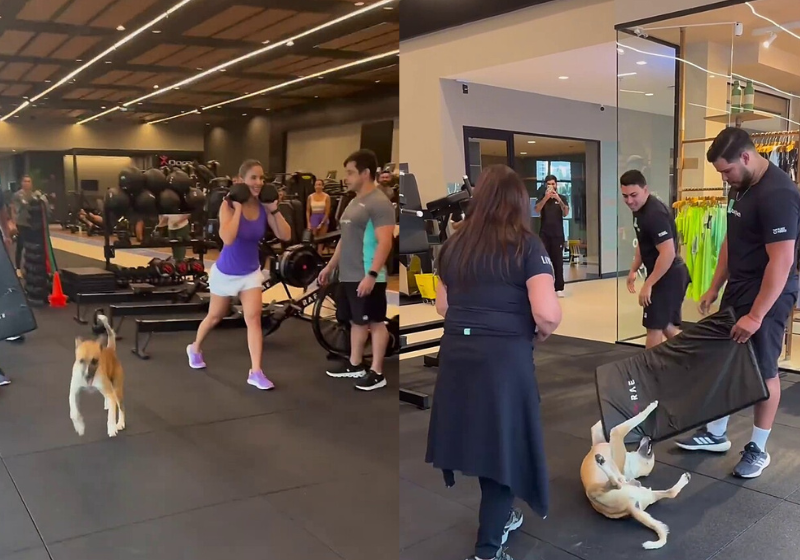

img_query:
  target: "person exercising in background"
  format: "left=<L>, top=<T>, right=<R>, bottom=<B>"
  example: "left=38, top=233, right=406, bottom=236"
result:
left=676, top=127, right=800, bottom=479
left=307, top=179, right=331, bottom=251
left=620, top=170, right=689, bottom=349
left=11, top=175, right=35, bottom=271
left=534, top=175, right=568, bottom=297
left=157, top=214, right=191, bottom=261
left=319, top=149, right=395, bottom=391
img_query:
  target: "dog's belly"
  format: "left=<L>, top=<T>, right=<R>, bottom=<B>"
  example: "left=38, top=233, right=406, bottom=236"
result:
left=589, top=491, right=632, bottom=519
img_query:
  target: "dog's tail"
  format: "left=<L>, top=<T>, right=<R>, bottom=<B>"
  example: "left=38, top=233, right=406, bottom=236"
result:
left=629, top=504, right=668, bottom=550
left=96, top=314, right=116, bottom=350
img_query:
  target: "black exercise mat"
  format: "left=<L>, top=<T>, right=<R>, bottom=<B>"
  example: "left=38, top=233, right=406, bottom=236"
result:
left=0, top=240, right=37, bottom=340
left=596, top=308, right=768, bottom=443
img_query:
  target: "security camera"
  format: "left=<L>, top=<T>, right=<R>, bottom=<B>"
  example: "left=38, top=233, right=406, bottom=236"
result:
left=633, top=27, right=648, bottom=38
left=734, top=22, right=743, bottom=36
left=600, top=105, right=605, bottom=111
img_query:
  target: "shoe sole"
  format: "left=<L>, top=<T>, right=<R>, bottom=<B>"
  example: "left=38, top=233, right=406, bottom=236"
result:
left=0, top=380, right=9, bottom=386
left=355, top=378, right=387, bottom=391
left=501, top=515, right=524, bottom=544
left=733, top=453, right=771, bottom=478
left=247, top=379, right=274, bottom=390
left=675, top=440, right=731, bottom=452
left=327, top=370, right=365, bottom=378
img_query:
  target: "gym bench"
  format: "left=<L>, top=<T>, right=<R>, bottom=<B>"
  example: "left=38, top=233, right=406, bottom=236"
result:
left=399, top=318, right=444, bottom=410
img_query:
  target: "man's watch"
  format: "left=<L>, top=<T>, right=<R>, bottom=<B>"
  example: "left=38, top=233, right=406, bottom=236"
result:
left=368, top=270, right=379, bottom=278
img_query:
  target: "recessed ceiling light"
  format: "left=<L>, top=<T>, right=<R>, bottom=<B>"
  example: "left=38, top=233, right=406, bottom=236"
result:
left=355, top=1, right=364, bottom=5
left=152, top=30, right=161, bottom=34
left=314, top=95, right=319, bottom=98
left=206, top=122, right=210, bottom=125
left=558, top=76, right=569, bottom=80
left=44, top=80, right=51, bottom=83
left=375, top=79, right=380, bottom=83
left=262, top=40, right=270, bottom=45
left=153, top=85, right=159, bottom=89
left=528, top=140, right=536, bottom=144
left=23, top=96, right=28, bottom=99
left=116, top=25, right=125, bottom=31
left=287, top=40, right=294, bottom=46
left=645, top=92, right=654, bottom=96
left=220, top=69, right=226, bottom=72
left=636, top=60, right=647, bottom=65
left=76, top=59, right=82, bottom=62
left=520, top=152, right=527, bottom=155
left=101, top=106, right=106, bottom=109
left=196, top=67, right=202, bottom=71
left=105, top=60, right=112, bottom=64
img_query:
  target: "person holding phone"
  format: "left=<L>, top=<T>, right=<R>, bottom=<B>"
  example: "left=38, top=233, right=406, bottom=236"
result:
left=534, top=175, right=569, bottom=297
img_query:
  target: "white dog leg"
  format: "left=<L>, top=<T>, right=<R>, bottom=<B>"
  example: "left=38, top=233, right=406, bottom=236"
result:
left=69, top=381, right=85, bottom=436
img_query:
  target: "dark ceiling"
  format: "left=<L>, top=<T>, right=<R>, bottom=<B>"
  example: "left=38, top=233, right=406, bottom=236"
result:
left=0, top=0, right=399, bottom=125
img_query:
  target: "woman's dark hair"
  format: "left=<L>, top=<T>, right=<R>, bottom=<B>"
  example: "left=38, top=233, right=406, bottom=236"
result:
left=238, top=159, right=262, bottom=179
left=438, top=164, right=533, bottom=285
left=544, top=174, right=558, bottom=184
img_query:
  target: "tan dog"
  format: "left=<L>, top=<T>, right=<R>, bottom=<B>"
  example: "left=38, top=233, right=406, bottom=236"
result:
left=70, top=314, right=126, bottom=438
left=580, top=401, right=690, bottom=550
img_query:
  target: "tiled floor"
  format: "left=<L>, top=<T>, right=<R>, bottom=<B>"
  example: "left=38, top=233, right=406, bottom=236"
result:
left=0, top=249, right=398, bottom=560
left=400, top=339, right=800, bottom=560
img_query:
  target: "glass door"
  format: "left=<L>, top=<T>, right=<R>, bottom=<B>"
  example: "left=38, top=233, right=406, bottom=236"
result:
left=463, top=127, right=514, bottom=185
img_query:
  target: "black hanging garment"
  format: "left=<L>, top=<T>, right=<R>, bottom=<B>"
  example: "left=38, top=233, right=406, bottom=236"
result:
left=0, top=240, right=37, bottom=340
left=595, top=308, right=768, bottom=444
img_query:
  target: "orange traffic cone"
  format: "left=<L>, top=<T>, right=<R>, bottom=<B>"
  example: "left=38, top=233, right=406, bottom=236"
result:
left=49, top=272, right=67, bottom=308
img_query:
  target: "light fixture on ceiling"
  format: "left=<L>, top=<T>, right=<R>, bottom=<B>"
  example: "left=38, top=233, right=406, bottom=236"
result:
left=220, top=69, right=226, bottom=72
left=44, top=80, right=51, bottom=83
left=636, top=60, right=647, bottom=65
left=242, top=113, right=247, bottom=116
left=262, top=40, right=270, bottom=45
left=101, top=106, right=106, bottom=109
left=144, top=50, right=398, bottom=124
left=0, top=0, right=195, bottom=122
left=375, top=79, right=380, bottom=83
left=116, top=25, right=125, bottom=31
left=355, top=1, right=365, bottom=5
left=520, top=152, right=527, bottom=155
left=558, top=76, right=569, bottom=80
left=645, top=93, right=654, bottom=96
left=153, top=85, right=159, bottom=89
left=528, top=140, right=536, bottom=144
left=314, top=95, right=319, bottom=98
left=617, top=72, right=637, bottom=77
left=79, top=0, right=394, bottom=124
left=152, top=29, right=161, bottom=33
left=105, top=60, right=112, bottom=64
left=76, top=59, right=82, bottom=62
left=287, top=40, right=295, bottom=46
left=763, top=32, right=777, bottom=48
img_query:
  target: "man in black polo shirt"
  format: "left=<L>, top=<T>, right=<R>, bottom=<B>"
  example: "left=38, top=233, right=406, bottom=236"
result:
left=535, top=174, right=569, bottom=297
left=620, top=170, right=690, bottom=349
left=676, top=127, right=800, bottom=479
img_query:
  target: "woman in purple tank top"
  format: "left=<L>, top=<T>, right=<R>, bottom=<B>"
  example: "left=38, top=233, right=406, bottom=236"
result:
left=187, top=160, right=291, bottom=390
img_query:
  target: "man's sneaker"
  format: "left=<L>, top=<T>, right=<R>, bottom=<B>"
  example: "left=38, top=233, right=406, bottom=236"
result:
left=326, top=361, right=366, bottom=379
left=674, top=429, right=731, bottom=452
left=0, top=369, right=9, bottom=386
left=355, top=370, right=387, bottom=391
left=247, top=369, right=274, bottom=391
left=466, top=548, right=514, bottom=560
left=733, top=442, right=771, bottom=478
left=501, top=508, right=524, bottom=544
left=186, top=344, right=206, bottom=369
left=5, top=335, right=24, bottom=343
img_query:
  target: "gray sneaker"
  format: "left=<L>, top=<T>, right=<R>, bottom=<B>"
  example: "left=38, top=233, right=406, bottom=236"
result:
left=733, top=442, right=771, bottom=478
left=0, top=370, right=9, bottom=386
left=502, top=508, right=523, bottom=544
left=675, top=429, right=731, bottom=453
left=467, top=549, right=513, bottom=560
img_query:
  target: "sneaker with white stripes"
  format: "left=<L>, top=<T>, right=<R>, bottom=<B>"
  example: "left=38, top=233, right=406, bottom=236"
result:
left=674, top=429, right=731, bottom=453
left=733, top=442, right=770, bottom=478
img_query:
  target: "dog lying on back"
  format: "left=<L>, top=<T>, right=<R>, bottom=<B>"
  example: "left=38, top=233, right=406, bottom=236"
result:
left=71, top=314, right=126, bottom=438
left=579, top=401, right=690, bottom=550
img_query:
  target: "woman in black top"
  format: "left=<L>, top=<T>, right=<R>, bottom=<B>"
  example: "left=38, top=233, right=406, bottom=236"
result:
left=426, top=165, right=562, bottom=560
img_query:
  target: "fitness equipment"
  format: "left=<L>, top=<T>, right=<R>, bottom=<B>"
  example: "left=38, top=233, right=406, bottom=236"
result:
left=143, top=168, right=168, bottom=195
left=105, top=187, right=131, bottom=217
left=167, top=169, right=192, bottom=196
left=158, top=188, right=182, bottom=214
left=185, top=187, right=206, bottom=212
left=134, top=190, right=158, bottom=214
left=227, top=182, right=251, bottom=204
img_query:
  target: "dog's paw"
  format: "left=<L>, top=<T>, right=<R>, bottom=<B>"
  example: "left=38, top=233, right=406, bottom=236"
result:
left=679, top=472, right=691, bottom=486
left=116, top=418, right=126, bottom=431
left=107, top=423, right=118, bottom=438
left=72, top=416, right=85, bottom=436
left=647, top=400, right=659, bottom=411
left=595, top=454, right=606, bottom=465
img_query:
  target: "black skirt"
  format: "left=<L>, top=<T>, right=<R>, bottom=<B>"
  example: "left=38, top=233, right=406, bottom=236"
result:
left=425, top=331, right=549, bottom=518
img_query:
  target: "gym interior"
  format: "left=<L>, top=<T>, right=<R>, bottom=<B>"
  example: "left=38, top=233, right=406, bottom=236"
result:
left=400, top=0, right=800, bottom=559
left=0, top=1, right=399, bottom=559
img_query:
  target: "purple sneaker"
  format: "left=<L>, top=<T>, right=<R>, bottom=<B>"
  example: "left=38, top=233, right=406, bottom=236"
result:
left=187, top=344, right=206, bottom=369
left=247, top=370, right=274, bottom=390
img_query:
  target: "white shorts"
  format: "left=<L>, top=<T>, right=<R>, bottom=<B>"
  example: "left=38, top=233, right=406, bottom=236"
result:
left=208, top=264, right=264, bottom=297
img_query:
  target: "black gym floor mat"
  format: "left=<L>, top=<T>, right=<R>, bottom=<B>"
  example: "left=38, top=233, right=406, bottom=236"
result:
left=400, top=339, right=800, bottom=560
left=0, top=250, right=398, bottom=560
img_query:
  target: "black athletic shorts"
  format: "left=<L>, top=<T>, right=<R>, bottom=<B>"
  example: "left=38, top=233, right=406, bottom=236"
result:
left=642, top=263, right=690, bottom=330
left=720, top=291, right=796, bottom=380
left=336, top=281, right=388, bottom=326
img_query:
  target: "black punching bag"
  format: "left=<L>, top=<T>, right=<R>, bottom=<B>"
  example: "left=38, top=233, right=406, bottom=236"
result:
left=0, top=241, right=37, bottom=340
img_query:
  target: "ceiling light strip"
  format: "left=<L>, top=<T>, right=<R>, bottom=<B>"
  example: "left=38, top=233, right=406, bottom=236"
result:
left=147, top=109, right=200, bottom=124
left=78, top=0, right=395, bottom=124
left=143, top=50, right=398, bottom=125
left=746, top=2, right=800, bottom=41
left=1, top=0, right=195, bottom=122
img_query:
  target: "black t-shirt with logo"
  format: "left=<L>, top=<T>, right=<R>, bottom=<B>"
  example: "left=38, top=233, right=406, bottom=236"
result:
left=537, top=191, right=566, bottom=239
left=724, top=162, right=800, bottom=307
left=632, top=195, right=681, bottom=274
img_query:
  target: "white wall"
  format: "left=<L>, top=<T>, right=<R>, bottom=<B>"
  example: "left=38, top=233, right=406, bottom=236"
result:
left=286, top=123, right=362, bottom=179
left=392, top=118, right=400, bottom=163
left=64, top=156, right=133, bottom=194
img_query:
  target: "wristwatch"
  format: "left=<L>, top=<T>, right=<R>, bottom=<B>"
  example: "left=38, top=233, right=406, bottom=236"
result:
left=368, top=270, right=379, bottom=278
left=270, top=208, right=280, bottom=215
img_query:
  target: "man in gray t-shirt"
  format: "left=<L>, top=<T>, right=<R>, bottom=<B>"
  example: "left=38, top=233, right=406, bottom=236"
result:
left=11, top=175, right=35, bottom=269
left=319, top=150, right=396, bottom=391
